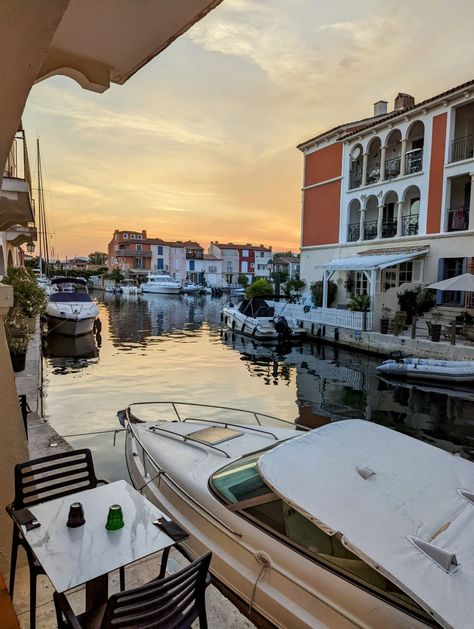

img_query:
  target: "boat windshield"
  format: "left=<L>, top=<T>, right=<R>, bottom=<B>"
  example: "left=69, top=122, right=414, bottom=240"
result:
left=211, top=454, right=433, bottom=623
left=49, top=291, right=91, bottom=302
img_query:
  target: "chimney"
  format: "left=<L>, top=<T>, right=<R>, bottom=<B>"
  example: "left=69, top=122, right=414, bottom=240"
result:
left=374, top=100, right=388, bottom=117
left=394, top=93, right=415, bottom=111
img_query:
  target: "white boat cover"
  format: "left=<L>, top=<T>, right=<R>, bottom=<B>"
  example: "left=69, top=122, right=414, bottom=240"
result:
left=323, top=250, right=427, bottom=271
left=258, top=420, right=474, bottom=628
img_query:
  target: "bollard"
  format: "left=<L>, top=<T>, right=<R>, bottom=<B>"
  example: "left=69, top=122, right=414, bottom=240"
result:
left=411, top=316, right=417, bottom=340
left=450, top=320, right=456, bottom=345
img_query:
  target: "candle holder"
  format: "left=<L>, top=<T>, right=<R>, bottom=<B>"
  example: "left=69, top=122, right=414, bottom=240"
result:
left=67, top=502, right=85, bottom=528
left=106, top=504, right=124, bottom=530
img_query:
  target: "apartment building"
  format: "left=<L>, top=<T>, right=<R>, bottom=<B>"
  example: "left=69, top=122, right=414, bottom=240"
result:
left=298, top=79, right=474, bottom=318
left=270, top=255, right=301, bottom=280
left=209, top=242, right=272, bottom=285
left=108, top=229, right=151, bottom=274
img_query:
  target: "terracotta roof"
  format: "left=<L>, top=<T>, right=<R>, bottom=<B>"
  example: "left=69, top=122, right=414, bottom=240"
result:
left=203, top=253, right=221, bottom=260
left=212, top=242, right=271, bottom=251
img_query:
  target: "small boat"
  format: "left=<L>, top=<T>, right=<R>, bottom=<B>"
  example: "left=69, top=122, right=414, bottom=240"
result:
left=141, top=273, right=181, bottom=294
left=181, top=282, right=202, bottom=294
left=222, top=297, right=303, bottom=341
left=46, top=277, right=99, bottom=336
left=230, top=287, right=246, bottom=296
left=118, top=279, right=140, bottom=295
left=376, top=357, right=474, bottom=383
left=120, top=405, right=474, bottom=628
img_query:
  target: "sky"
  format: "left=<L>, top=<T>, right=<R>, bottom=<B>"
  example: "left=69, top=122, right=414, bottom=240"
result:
left=23, top=0, right=474, bottom=259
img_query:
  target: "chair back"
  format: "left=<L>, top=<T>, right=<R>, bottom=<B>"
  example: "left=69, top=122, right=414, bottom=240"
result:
left=101, top=552, right=212, bottom=628
left=13, top=449, right=101, bottom=509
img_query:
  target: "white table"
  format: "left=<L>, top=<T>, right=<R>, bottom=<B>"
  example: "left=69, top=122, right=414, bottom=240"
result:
left=20, top=480, right=176, bottom=596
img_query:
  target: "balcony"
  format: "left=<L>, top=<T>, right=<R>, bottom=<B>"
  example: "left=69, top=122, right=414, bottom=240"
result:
left=5, top=224, right=37, bottom=246
left=447, top=207, right=469, bottom=232
left=400, top=214, right=419, bottom=236
left=450, top=136, right=473, bottom=163
left=366, top=164, right=380, bottom=185
left=405, top=149, right=423, bottom=175
left=384, top=156, right=401, bottom=180
left=363, top=220, right=378, bottom=240
left=0, top=129, right=35, bottom=230
left=381, top=221, right=397, bottom=239
left=349, top=167, right=362, bottom=190
left=116, top=249, right=151, bottom=257
left=347, top=223, right=360, bottom=242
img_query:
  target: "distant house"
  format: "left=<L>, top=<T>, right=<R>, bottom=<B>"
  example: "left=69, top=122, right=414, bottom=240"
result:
left=209, top=242, right=272, bottom=285
left=108, top=229, right=151, bottom=275
left=270, top=255, right=301, bottom=280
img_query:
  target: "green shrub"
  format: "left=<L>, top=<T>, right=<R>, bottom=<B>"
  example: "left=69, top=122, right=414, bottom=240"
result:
left=310, top=280, right=337, bottom=307
left=2, top=267, right=47, bottom=317
left=237, top=273, right=249, bottom=287
left=397, top=287, right=435, bottom=324
left=246, top=278, right=273, bottom=298
left=348, top=294, right=371, bottom=312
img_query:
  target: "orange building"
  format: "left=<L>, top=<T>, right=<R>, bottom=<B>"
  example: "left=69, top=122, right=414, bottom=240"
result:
left=108, top=229, right=151, bottom=274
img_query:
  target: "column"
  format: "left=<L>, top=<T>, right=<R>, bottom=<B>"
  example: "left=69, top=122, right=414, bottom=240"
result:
left=380, top=145, right=387, bottom=181
left=322, top=270, right=328, bottom=308
left=400, top=138, right=408, bottom=176
left=358, top=207, right=366, bottom=242
left=396, top=200, right=404, bottom=237
left=469, top=172, right=474, bottom=230
left=361, top=152, right=368, bottom=187
left=377, top=204, right=384, bottom=239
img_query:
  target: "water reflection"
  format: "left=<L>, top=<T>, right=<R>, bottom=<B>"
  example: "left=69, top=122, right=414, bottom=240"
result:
left=43, top=331, right=100, bottom=374
left=43, top=294, right=474, bottom=483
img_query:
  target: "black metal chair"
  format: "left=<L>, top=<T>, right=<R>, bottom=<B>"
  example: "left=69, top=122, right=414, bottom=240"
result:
left=53, top=550, right=212, bottom=629
left=6, top=448, right=125, bottom=629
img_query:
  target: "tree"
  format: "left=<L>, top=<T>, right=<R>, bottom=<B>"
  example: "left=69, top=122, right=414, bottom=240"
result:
left=271, top=270, right=289, bottom=284
left=282, top=278, right=306, bottom=303
left=310, top=280, right=337, bottom=307
left=108, top=269, right=124, bottom=282
left=237, top=273, right=249, bottom=287
left=245, top=278, right=273, bottom=298
left=89, top=251, right=107, bottom=265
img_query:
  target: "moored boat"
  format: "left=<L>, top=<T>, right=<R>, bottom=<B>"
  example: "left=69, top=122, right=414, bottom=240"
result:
left=222, top=297, right=303, bottom=341
left=141, top=273, right=181, bottom=294
left=46, top=277, right=99, bottom=336
left=376, top=357, right=474, bottom=383
left=181, top=282, right=202, bottom=294
left=120, top=404, right=474, bottom=628
left=118, top=279, right=140, bottom=295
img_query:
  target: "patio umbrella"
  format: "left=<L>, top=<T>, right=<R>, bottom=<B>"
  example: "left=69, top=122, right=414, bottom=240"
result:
left=427, top=273, right=474, bottom=291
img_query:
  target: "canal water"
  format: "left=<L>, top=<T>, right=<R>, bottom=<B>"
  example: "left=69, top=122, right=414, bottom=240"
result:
left=42, top=293, right=474, bottom=481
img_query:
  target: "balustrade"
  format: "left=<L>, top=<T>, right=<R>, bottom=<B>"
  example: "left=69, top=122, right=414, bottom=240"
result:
left=349, top=167, right=362, bottom=189
left=450, top=136, right=473, bottom=163
left=400, top=214, right=419, bottom=236
left=363, top=219, right=378, bottom=240
left=384, top=156, right=401, bottom=180
left=347, top=223, right=360, bottom=242
left=381, top=221, right=397, bottom=239
left=447, top=207, right=469, bottom=232
left=405, top=148, right=423, bottom=174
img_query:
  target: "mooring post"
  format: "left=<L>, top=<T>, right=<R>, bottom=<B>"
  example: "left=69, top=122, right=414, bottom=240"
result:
left=411, top=316, right=417, bottom=339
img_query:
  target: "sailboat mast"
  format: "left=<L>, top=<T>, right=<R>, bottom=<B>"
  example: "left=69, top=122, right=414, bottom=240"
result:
left=36, top=139, right=50, bottom=276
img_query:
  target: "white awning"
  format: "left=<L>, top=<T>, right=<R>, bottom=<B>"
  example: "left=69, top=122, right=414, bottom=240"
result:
left=323, top=250, right=428, bottom=272
left=258, top=420, right=474, bottom=629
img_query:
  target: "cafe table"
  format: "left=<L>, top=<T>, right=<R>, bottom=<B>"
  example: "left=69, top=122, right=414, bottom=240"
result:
left=17, top=480, right=178, bottom=609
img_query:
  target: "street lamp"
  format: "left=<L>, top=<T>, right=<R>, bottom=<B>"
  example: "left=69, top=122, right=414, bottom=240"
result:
left=26, top=241, right=35, bottom=254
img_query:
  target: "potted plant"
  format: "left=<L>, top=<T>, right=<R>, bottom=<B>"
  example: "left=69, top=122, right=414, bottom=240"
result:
left=5, top=307, right=31, bottom=372
left=430, top=308, right=443, bottom=342
left=2, top=266, right=47, bottom=331
left=380, top=304, right=392, bottom=334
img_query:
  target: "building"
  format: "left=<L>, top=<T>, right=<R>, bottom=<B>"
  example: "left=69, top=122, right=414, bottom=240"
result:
left=270, top=254, right=301, bottom=280
left=108, top=229, right=151, bottom=275
left=209, top=242, right=272, bottom=285
left=298, top=80, right=474, bottom=321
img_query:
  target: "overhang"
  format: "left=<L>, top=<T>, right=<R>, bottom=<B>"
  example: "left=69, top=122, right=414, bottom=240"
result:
left=36, top=0, right=223, bottom=93
left=0, top=177, right=35, bottom=229
left=323, top=249, right=428, bottom=272
left=5, top=225, right=37, bottom=247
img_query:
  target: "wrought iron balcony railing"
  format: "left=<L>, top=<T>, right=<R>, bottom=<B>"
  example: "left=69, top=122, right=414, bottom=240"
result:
left=349, top=167, right=362, bottom=189
left=405, top=148, right=423, bottom=174
left=384, top=156, right=401, bottom=180
left=450, top=135, right=473, bottom=163
left=401, top=214, right=419, bottom=236
left=115, top=249, right=151, bottom=257
left=382, top=220, right=397, bottom=239
left=347, top=223, right=360, bottom=242
left=363, top=219, right=378, bottom=240
left=366, top=164, right=380, bottom=184
left=447, top=207, right=469, bottom=232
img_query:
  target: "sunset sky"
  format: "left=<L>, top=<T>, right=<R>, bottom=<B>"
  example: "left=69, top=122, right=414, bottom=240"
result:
left=23, top=0, right=474, bottom=259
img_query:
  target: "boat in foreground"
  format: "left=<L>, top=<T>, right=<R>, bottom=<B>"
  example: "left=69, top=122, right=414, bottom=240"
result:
left=377, top=357, right=474, bottom=383
left=222, top=297, right=304, bottom=341
left=141, top=273, right=181, bottom=294
left=46, top=277, right=99, bottom=336
left=120, top=403, right=473, bottom=628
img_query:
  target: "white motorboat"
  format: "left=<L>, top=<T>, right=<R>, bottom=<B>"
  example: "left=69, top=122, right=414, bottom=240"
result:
left=120, top=404, right=474, bottom=628
left=222, top=297, right=304, bottom=341
left=118, top=279, right=140, bottom=295
left=377, top=357, right=474, bottom=383
left=32, top=269, right=51, bottom=295
left=46, top=277, right=99, bottom=336
left=181, top=282, right=202, bottom=294
left=141, top=273, right=181, bottom=294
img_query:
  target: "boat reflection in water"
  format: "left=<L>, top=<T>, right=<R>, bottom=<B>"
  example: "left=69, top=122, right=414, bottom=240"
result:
left=43, top=331, right=100, bottom=374
left=220, top=330, right=474, bottom=461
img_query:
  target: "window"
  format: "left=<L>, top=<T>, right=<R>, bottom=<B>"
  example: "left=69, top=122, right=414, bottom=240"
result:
left=260, top=251, right=265, bottom=257
left=242, top=249, right=249, bottom=257
left=442, top=257, right=465, bottom=305
left=136, top=244, right=142, bottom=251
left=398, top=262, right=413, bottom=284
left=354, top=272, right=368, bottom=295
left=227, top=261, right=232, bottom=272
left=189, top=260, right=195, bottom=271
left=381, top=262, right=414, bottom=292
left=226, top=274, right=233, bottom=284
left=211, top=455, right=427, bottom=620
left=157, top=246, right=163, bottom=255
left=136, top=234, right=142, bottom=240
left=157, top=258, right=164, bottom=270
left=175, top=259, right=180, bottom=271
left=208, top=265, right=217, bottom=273
left=123, top=233, right=128, bottom=239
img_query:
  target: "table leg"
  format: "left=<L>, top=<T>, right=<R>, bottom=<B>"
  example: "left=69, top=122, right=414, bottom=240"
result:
left=85, top=574, right=108, bottom=610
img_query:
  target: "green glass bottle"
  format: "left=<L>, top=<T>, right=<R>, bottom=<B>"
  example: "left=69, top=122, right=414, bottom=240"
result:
left=105, top=504, right=124, bottom=530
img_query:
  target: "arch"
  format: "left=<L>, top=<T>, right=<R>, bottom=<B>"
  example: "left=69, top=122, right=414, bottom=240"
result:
left=349, top=143, right=364, bottom=189
left=405, top=121, right=424, bottom=174
left=385, top=129, right=402, bottom=179
left=363, top=195, right=379, bottom=240
left=402, top=184, right=421, bottom=203
left=7, top=250, right=13, bottom=270
left=401, top=185, right=421, bottom=235
left=366, top=137, right=382, bottom=184
left=386, top=128, right=402, bottom=147
left=347, top=199, right=361, bottom=241
left=0, top=245, right=5, bottom=277
left=382, top=189, right=399, bottom=204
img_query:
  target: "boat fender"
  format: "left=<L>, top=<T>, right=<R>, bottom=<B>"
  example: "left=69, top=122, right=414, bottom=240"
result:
left=94, top=318, right=102, bottom=333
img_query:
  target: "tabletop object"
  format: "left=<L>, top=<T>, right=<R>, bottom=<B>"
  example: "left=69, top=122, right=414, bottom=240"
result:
left=21, top=480, right=175, bottom=593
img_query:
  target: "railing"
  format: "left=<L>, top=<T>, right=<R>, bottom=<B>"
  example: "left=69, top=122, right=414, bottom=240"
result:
left=363, top=219, right=378, bottom=240
left=116, top=249, right=152, bottom=257
left=381, top=220, right=397, bottom=239
left=384, top=156, right=401, bottom=179
left=271, top=302, right=373, bottom=331
left=366, top=164, right=380, bottom=184
left=347, top=223, right=360, bottom=242
left=446, top=207, right=469, bottom=232
left=3, top=129, right=32, bottom=191
left=405, top=148, right=423, bottom=174
left=450, top=135, right=473, bottom=163
left=349, top=167, right=362, bottom=189
left=401, top=214, right=419, bottom=236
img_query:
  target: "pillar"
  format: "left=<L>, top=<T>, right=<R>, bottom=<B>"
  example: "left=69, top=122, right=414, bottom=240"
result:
left=362, top=152, right=368, bottom=187
left=396, top=200, right=404, bottom=237
left=377, top=204, right=384, bottom=239
left=380, top=145, right=387, bottom=181
left=469, top=172, right=474, bottom=231
left=400, top=138, right=408, bottom=176
left=358, top=207, right=366, bottom=242
left=322, top=270, right=328, bottom=308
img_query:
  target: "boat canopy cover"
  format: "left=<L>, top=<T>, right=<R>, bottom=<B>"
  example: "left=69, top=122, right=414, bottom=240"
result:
left=238, top=298, right=274, bottom=318
left=258, top=420, right=474, bottom=628
left=323, top=250, right=427, bottom=271
left=49, top=292, right=92, bottom=303
left=51, top=277, right=87, bottom=285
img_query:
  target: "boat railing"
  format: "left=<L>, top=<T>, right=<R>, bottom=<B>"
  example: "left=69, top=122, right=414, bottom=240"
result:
left=148, top=424, right=232, bottom=458
left=182, top=418, right=283, bottom=440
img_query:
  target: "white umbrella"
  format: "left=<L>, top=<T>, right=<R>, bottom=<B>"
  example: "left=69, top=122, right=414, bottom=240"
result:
left=427, top=273, right=474, bottom=291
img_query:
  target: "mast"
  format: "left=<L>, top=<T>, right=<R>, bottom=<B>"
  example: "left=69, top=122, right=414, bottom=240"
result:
left=36, top=139, right=50, bottom=276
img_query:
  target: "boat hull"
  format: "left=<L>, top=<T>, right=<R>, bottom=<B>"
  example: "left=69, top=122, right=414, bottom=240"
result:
left=377, top=359, right=474, bottom=383
left=46, top=314, right=96, bottom=336
left=222, top=308, right=304, bottom=342
left=141, top=286, right=181, bottom=294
